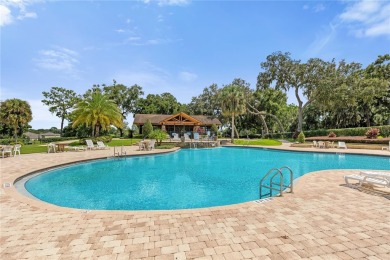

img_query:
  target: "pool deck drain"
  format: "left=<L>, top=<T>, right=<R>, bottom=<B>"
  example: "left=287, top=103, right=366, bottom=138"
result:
left=1, top=144, right=389, bottom=259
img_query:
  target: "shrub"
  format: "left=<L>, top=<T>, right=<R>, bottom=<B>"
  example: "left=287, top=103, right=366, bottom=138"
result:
left=365, top=128, right=380, bottom=139
left=328, top=131, right=336, bottom=138
left=155, top=144, right=175, bottom=149
left=297, top=131, right=305, bottom=143
left=211, top=124, right=219, bottom=135
left=142, top=119, right=153, bottom=138
left=149, top=129, right=167, bottom=146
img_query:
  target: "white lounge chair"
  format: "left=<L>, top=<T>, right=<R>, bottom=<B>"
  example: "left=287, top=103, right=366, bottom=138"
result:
left=184, top=133, right=191, bottom=142
left=2, top=145, right=13, bottom=158
left=344, top=171, right=390, bottom=188
left=382, top=141, right=390, bottom=151
left=96, top=141, right=109, bottom=150
left=171, top=133, right=180, bottom=142
left=338, top=141, right=347, bottom=149
left=312, top=141, right=319, bottom=148
left=193, top=133, right=200, bottom=141
left=318, top=141, right=326, bottom=148
left=85, top=139, right=97, bottom=150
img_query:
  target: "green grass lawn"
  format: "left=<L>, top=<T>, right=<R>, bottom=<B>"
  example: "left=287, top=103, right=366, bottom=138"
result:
left=20, top=144, right=48, bottom=154
left=233, top=139, right=282, bottom=146
left=20, top=138, right=143, bottom=154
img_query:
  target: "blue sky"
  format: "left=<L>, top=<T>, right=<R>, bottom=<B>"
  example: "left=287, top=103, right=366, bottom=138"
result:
left=1, top=0, right=389, bottom=129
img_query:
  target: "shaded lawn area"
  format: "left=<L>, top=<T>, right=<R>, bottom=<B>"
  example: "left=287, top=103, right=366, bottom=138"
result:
left=233, top=139, right=282, bottom=146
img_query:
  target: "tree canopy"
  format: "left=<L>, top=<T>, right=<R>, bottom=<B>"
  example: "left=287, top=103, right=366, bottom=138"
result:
left=72, top=92, right=123, bottom=137
left=42, top=87, right=80, bottom=136
left=0, top=99, right=33, bottom=139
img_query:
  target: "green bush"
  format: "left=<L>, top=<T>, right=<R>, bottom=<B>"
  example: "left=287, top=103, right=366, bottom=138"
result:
left=149, top=129, right=168, bottom=146
left=297, top=132, right=305, bottom=143
left=40, top=137, right=77, bottom=143
left=155, top=144, right=175, bottom=149
left=143, top=119, right=153, bottom=138
left=303, top=125, right=390, bottom=137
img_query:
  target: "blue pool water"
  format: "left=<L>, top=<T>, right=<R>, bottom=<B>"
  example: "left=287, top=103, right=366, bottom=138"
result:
left=23, top=147, right=389, bottom=210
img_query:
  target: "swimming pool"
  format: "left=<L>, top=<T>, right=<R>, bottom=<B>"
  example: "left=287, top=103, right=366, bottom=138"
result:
left=21, top=147, right=389, bottom=210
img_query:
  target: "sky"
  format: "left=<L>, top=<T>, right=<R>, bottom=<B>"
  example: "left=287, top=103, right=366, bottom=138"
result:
left=1, top=0, right=389, bottom=129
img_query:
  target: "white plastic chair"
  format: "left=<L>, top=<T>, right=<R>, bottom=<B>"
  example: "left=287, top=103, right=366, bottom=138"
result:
left=13, top=144, right=21, bottom=156
left=2, top=145, right=13, bottom=158
left=148, top=139, right=156, bottom=151
left=47, top=143, right=56, bottom=153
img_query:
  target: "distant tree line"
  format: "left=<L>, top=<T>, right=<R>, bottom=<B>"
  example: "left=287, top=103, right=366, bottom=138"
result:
left=1, top=53, right=389, bottom=141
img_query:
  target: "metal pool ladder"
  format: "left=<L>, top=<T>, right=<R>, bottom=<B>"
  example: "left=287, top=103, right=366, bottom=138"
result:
left=113, top=146, right=127, bottom=157
left=259, top=166, right=294, bottom=199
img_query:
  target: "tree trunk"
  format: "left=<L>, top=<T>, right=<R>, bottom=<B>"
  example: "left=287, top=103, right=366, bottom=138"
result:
left=366, top=109, right=371, bottom=127
left=231, top=113, right=235, bottom=143
left=234, top=125, right=240, bottom=140
left=60, top=116, right=65, bottom=137
left=297, top=105, right=303, bottom=133
left=13, top=126, right=18, bottom=141
left=258, top=115, right=269, bottom=136
left=96, top=125, right=100, bottom=137
left=295, top=86, right=303, bottom=133
left=119, top=128, right=124, bottom=137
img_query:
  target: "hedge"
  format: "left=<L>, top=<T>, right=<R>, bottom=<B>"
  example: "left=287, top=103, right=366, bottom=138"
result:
left=303, top=125, right=390, bottom=138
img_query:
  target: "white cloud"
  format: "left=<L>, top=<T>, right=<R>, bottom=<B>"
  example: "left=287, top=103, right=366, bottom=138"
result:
left=0, top=0, right=39, bottom=26
left=179, top=71, right=198, bottom=82
left=158, top=0, right=190, bottom=6
left=306, top=22, right=339, bottom=57
left=302, top=3, right=326, bottom=13
left=122, top=37, right=176, bottom=46
left=34, top=47, right=79, bottom=72
left=141, top=0, right=190, bottom=6
left=0, top=5, right=12, bottom=26
left=314, top=4, right=325, bottom=13
left=339, top=0, right=390, bottom=37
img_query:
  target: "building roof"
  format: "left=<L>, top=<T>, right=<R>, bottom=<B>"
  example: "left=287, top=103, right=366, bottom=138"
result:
left=134, top=113, right=221, bottom=125
left=41, top=132, right=60, bottom=136
left=24, top=132, right=40, bottom=139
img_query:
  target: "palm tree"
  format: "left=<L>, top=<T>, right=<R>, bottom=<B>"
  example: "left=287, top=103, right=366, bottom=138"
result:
left=219, top=84, right=247, bottom=142
left=72, top=92, right=123, bottom=137
left=0, top=99, right=33, bottom=140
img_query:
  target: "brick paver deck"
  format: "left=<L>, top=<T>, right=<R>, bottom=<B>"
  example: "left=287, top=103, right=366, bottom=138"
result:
left=1, top=145, right=389, bottom=259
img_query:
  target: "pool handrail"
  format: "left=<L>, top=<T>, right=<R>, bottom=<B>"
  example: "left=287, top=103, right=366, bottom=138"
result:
left=259, top=166, right=294, bottom=199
